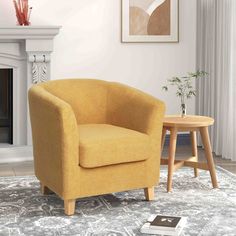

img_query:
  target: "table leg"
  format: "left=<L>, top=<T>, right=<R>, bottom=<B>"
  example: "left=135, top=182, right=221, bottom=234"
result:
left=200, top=127, right=218, bottom=188
left=167, top=128, right=178, bottom=192
left=161, top=127, right=167, bottom=153
left=191, top=131, right=199, bottom=177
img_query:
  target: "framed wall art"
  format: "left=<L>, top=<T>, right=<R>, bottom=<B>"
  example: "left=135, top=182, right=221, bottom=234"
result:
left=122, top=0, right=179, bottom=42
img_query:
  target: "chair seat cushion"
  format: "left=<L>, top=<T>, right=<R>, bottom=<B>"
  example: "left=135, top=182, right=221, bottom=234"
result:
left=79, top=124, right=151, bottom=168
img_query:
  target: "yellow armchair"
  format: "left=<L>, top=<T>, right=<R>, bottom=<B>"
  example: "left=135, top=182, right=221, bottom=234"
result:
left=28, top=79, right=165, bottom=215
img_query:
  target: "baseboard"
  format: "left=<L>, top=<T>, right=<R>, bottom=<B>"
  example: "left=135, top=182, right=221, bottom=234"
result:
left=0, top=146, right=33, bottom=163
left=164, top=133, right=190, bottom=146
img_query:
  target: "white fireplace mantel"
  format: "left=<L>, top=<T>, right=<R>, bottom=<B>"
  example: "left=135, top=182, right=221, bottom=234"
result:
left=0, top=26, right=61, bottom=83
left=0, top=26, right=61, bottom=58
left=0, top=26, right=61, bottom=163
left=0, top=26, right=61, bottom=39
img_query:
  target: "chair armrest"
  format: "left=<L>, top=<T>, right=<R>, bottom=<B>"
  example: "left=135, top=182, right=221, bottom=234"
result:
left=28, top=85, right=79, bottom=195
left=108, top=82, right=166, bottom=139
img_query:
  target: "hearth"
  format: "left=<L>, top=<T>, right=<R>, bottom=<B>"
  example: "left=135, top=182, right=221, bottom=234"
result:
left=0, top=69, right=13, bottom=144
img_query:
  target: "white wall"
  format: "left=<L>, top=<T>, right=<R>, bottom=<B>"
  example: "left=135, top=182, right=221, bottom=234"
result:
left=0, top=0, right=197, bottom=115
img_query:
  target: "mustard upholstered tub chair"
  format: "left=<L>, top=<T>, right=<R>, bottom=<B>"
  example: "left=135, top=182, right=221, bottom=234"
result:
left=28, top=79, right=165, bottom=215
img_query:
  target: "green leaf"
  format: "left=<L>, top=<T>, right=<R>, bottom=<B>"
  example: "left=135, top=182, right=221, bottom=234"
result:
left=176, top=92, right=182, bottom=97
left=162, top=86, right=168, bottom=91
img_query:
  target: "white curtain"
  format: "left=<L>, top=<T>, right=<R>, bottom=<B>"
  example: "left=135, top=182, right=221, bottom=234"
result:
left=196, top=0, right=236, bottom=161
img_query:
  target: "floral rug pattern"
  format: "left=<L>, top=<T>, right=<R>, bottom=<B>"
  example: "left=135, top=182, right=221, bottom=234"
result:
left=0, top=166, right=236, bottom=236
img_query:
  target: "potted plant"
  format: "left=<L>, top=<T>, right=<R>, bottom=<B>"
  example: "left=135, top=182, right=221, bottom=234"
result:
left=162, top=71, right=207, bottom=118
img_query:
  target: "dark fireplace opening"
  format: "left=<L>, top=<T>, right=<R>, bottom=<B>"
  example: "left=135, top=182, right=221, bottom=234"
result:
left=0, top=69, right=13, bottom=144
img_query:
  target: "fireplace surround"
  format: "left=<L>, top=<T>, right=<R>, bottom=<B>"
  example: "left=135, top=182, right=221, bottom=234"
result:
left=0, top=26, right=60, bottom=162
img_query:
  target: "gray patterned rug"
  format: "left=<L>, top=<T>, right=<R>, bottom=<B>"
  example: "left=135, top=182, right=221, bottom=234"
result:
left=0, top=166, right=236, bottom=236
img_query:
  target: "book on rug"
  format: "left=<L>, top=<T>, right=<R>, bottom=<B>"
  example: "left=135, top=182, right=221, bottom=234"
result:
left=140, top=215, right=187, bottom=236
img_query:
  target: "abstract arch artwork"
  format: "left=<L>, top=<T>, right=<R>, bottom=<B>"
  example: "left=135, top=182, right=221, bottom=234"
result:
left=122, top=0, right=179, bottom=42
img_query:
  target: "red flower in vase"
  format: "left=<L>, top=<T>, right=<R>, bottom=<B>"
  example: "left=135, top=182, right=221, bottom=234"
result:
left=13, top=0, right=32, bottom=26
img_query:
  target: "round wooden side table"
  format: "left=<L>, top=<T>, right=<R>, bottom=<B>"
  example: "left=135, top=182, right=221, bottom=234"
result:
left=161, top=115, right=218, bottom=192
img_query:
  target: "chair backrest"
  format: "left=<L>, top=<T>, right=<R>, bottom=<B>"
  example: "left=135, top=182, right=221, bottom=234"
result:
left=40, top=79, right=108, bottom=124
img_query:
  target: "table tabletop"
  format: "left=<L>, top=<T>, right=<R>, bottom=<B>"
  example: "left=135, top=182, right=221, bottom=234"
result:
left=163, top=115, right=214, bottom=128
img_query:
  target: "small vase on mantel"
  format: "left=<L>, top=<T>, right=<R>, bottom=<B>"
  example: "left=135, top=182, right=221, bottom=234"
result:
left=13, top=0, right=32, bottom=26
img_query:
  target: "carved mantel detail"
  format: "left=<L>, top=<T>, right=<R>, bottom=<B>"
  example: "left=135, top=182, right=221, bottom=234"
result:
left=29, top=54, right=50, bottom=84
left=32, top=62, right=47, bottom=84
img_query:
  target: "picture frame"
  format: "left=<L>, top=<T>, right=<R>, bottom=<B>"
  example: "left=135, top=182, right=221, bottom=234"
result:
left=122, top=0, right=179, bottom=43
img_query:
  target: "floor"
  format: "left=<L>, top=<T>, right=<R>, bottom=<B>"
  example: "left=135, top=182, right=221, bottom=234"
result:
left=0, top=160, right=34, bottom=176
left=0, top=146, right=235, bottom=177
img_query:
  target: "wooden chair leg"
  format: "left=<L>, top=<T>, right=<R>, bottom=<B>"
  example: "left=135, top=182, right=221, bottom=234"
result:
left=40, top=183, right=52, bottom=195
left=167, top=128, right=178, bottom=192
left=191, top=131, right=199, bottom=177
left=144, top=187, right=154, bottom=201
left=200, top=127, right=218, bottom=188
left=64, top=199, right=76, bottom=216
left=161, top=127, right=167, bottom=153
